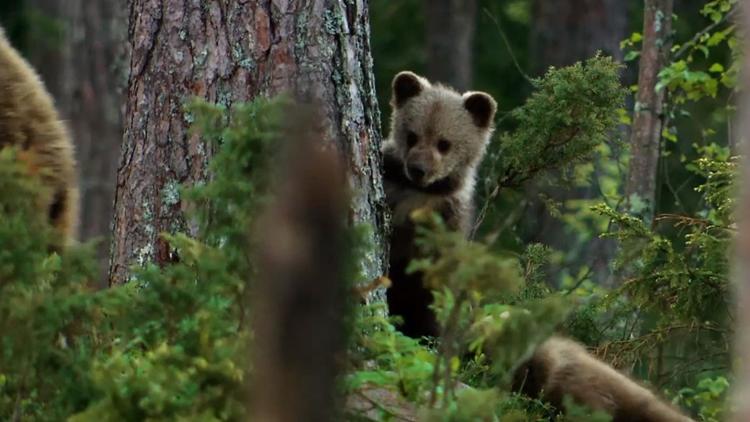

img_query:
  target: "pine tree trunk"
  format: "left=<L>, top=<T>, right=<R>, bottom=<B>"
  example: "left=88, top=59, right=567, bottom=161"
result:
left=423, top=0, right=476, bottom=91
left=626, top=0, right=673, bottom=222
left=26, top=0, right=126, bottom=279
left=110, top=1, right=388, bottom=287
left=530, top=0, right=628, bottom=72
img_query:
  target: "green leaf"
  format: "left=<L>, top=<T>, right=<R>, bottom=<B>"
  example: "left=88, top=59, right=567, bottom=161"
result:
left=624, top=50, right=640, bottom=62
left=707, top=31, right=726, bottom=46
left=662, top=127, right=678, bottom=143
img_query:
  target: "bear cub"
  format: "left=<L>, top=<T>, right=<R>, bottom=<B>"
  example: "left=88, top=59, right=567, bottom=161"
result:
left=381, top=71, right=497, bottom=338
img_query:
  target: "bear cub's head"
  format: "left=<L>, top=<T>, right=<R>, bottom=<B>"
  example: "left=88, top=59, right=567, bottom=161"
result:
left=384, top=71, right=497, bottom=191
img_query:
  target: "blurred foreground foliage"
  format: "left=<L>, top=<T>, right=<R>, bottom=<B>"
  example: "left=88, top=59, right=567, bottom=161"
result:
left=0, top=98, right=283, bottom=420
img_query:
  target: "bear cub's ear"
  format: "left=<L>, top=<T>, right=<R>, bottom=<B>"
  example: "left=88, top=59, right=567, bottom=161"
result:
left=463, top=92, right=497, bottom=128
left=391, top=71, right=425, bottom=108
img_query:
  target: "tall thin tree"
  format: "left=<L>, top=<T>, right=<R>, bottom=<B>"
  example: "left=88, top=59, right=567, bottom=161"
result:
left=67, top=1, right=126, bottom=251
left=26, top=0, right=125, bottom=277
left=110, top=2, right=388, bottom=286
left=626, top=0, right=673, bottom=222
left=530, top=0, right=628, bottom=72
left=424, top=0, right=477, bottom=91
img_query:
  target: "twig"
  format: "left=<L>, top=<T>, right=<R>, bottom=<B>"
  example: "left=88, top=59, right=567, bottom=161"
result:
left=430, top=291, right=468, bottom=408
left=673, top=7, right=737, bottom=59
left=482, top=8, right=534, bottom=84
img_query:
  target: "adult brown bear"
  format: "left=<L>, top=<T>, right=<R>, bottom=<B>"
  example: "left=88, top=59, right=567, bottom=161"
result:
left=0, top=27, right=78, bottom=247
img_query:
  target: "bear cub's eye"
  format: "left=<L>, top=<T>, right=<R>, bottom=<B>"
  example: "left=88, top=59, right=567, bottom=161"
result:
left=406, top=131, right=418, bottom=148
left=437, top=139, right=451, bottom=154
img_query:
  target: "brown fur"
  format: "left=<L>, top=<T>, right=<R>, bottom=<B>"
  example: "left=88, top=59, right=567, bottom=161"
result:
left=513, top=336, right=695, bottom=422
left=383, top=71, right=497, bottom=338
left=0, top=27, right=78, bottom=245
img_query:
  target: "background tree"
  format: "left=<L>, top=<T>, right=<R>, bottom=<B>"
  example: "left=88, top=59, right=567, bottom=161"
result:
left=530, top=0, right=629, bottom=72
left=424, top=0, right=477, bottom=90
left=18, top=0, right=125, bottom=276
left=24, top=0, right=68, bottom=105
left=626, top=0, right=674, bottom=222
left=110, top=1, right=388, bottom=287
left=64, top=1, right=126, bottom=260
left=525, top=0, right=631, bottom=284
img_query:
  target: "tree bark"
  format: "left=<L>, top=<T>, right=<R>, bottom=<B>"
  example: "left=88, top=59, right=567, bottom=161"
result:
left=25, top=0, right=126, bottom=280
left=626, top=0, right=673, bottom=222
left=110, top=1, right=388, bottom=287
left=530, top=0, right=628, bottom=72
left=423, top=0, right=476, bottom=91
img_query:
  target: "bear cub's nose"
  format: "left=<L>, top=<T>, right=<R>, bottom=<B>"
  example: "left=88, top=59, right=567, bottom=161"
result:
left=407, top=166, right=425, bottom=183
